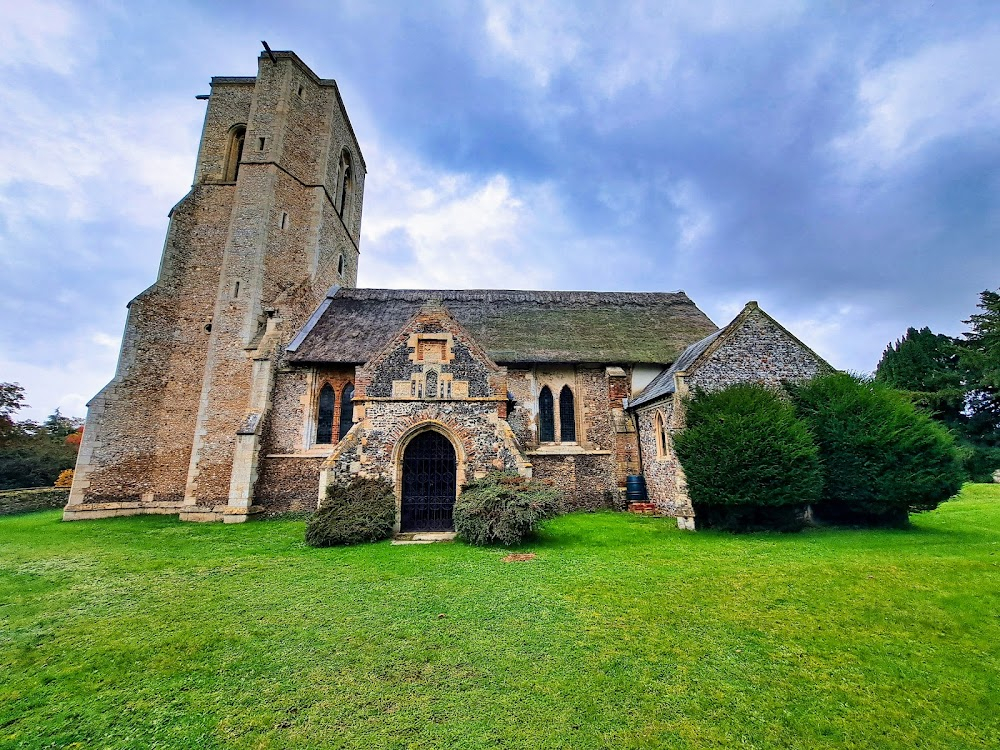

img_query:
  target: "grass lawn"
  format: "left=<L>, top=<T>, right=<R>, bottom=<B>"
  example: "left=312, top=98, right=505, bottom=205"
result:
left=1, top=486, right=999, bottom=749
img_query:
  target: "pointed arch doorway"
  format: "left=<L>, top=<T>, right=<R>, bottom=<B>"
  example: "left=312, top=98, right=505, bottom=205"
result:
left=400, top=430, right=457, bottom=532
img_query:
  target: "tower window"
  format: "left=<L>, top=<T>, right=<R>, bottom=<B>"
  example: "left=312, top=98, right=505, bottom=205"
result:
left=338, top=383, right=355, bottom=440
left=338, top=149, right=353, bottom=219
left=316, top=383, right=335, bottom=444
left=559, top=386, right=576, bottom=442
left=538, top=386, right=554, bottom=442
left=337, top=253, right=344, bottom=276
left=297, top=84, right=304, bottom=97
left=258, top=137, right=266, bottom=151
left=223, top=124, right=246, bottom=181
left=233, top=281, right=240, bottom=299
left=280, top=212, right=288, bottom=229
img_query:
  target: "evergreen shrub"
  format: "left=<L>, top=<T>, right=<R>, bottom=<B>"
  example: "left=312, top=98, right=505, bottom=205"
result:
left=956, top=441, right=1000, bottom=484
left=454, top=472, right=563, bottom=546
left=788, top=373, right=964, bottom=526
left=305, top=478, right=396, bottom=547
left=673, top=383, right=823, bottom=532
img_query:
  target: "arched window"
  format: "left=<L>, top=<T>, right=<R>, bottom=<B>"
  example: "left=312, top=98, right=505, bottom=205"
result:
left=316, top=383, right=335, bottom=444
left=425, top=370, right=438, bottom=398
left=559, top=386, right=576, bottom=442
left=538, top=386, right=554, bottom=442
left=338, top=149, right=353, bottom=218
left=224, top=124, right=246, bottom=182
left=338, top=383, right=355, bottom=440
left=655, top=411, right=668, bottom=458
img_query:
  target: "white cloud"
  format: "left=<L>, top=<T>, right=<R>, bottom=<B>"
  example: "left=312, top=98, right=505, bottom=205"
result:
left=834, top=28, right=1000, bottom=172
left=0, top=0, right=86, bottom=75
left=359, top=141, right=563, bottom=289
left=479, top=0, right=803, bottom=102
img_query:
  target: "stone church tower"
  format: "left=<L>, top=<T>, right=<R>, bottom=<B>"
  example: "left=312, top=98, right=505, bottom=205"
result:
left=67, top=51, right=366, bottom=522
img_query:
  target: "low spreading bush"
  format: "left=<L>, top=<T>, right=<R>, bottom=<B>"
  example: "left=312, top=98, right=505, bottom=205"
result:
left=454, top=472, right=563, bottom=546
left=673, top=383, right=823, bottom=532
left=305, top=478, right=396, bottom=547
left=788, top=373, right=964, bottom=527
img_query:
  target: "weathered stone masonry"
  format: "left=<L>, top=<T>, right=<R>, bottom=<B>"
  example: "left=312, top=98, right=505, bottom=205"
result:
left=66, top=50, right=832, bottom=529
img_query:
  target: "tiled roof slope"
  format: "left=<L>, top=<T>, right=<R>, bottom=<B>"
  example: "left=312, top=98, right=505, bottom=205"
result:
left=288, top=288, right=718, bottom=365
left=628, top=329, right=724, bottom=408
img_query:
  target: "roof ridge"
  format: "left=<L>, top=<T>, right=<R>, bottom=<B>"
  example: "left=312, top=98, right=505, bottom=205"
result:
left=336, top=288, right=691, bottom=303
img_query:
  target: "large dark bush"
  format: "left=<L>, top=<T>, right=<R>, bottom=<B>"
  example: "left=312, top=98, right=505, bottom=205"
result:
left=305, top=478, right=396, bottom=547
left=788, top=373, right=964, bottom=527
left=454, top=472, right=563, bottom=546
left=673, top=383, right=823, bottom=532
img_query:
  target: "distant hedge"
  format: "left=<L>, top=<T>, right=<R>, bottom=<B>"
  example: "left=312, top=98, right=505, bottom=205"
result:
left=0, top=488, right=69, bottom=516
left=673, top=384, right=822, bottom=532
left=788, top=373, right=964, bottom=526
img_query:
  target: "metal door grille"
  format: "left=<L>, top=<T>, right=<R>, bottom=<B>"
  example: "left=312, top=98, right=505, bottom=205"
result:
left=401, top=431, right=457, bottom=532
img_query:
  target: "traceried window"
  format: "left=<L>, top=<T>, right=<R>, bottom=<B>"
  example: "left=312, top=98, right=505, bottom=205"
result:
left=223, top=124, right=246, bottom=181
left=338, top=383, right=355, bottom=440
left=538, top=386, right=554, bottom=442
left=559, top=386, right=576, bottom=442
left=316, top=383, right=335, bottom=444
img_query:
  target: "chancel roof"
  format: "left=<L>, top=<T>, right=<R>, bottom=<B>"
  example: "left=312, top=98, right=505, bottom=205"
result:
left=287, top=288, right=718, bottom=365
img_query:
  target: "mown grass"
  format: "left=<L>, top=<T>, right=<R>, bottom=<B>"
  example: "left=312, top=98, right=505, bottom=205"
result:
left=1, top=485, right=999, bottom=749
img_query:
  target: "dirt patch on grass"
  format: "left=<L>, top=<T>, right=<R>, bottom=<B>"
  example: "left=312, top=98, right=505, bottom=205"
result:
left=501, top=553, right=536, bottom=563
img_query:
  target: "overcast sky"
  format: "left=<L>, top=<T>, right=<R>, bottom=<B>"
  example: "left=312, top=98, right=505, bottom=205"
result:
left=1, top=0, right=997, bottom=420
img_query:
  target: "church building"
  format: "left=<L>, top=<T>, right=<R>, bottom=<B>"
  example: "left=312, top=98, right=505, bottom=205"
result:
left=65, top=51, right=827, bottom=529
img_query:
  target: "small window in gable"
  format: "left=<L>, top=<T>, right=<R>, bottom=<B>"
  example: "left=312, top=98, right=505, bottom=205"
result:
left=538, top=386, right=554, bottom=442
left=223, top=124, right=246, bottom=181
left=655, top=411, right=668, bottom=458
left=559, top=386, right=576, bottom=442
left=338, top=253, right=345, bottom=276
left=316, top=383, right=335, bottom=444
left=338, top=383, right=354, bottom=440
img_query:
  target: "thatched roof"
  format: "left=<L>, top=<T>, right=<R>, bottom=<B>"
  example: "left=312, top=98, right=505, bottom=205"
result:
left=287, top=288, right=718, bottom=365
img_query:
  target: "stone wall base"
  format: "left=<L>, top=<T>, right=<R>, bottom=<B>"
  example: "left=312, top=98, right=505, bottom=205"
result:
left=63, top=502, right=264, bottom=523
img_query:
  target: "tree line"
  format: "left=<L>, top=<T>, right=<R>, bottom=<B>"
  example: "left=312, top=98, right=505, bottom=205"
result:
left=0, top=383, right=82, bottom=490
left=875, top=289, right=1000, bottom=481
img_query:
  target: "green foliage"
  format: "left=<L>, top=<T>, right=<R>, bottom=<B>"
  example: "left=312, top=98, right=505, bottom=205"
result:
left=305, top=478, right=396, bottom=547
left=875, top=326, right=966, bottom=425
left=956, top=440, right=1000, bottom=483
left=788, top=373, right=964, bottom=526
left=876, top=291, right=1000, bottom=481
left=0, top=382, right=27, bottom=446
left=673, top=383, right=823, bottom=531
left=454, top=472, right=563, bottom=546
left=963, top=288, right=1000, bottom=390
left=0, top=386, right=84, bottom=490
